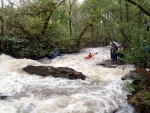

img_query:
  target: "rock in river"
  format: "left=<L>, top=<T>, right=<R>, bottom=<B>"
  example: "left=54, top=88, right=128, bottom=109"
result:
left=23, top=65, right=86, bottom=80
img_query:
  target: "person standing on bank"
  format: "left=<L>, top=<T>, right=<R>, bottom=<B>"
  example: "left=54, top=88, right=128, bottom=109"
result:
left=110, top=44, right=117, bottom=61
left=118, top=44, right=124, bottom=60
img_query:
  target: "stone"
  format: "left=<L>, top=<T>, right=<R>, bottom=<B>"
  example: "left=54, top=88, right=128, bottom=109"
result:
left=121, top=70, right=137, bottom=80
left=0, top=93, right=9, bottom=100
left=23, top=65, right=86, bottom=80
left=97, top=59, right=124, bottom=68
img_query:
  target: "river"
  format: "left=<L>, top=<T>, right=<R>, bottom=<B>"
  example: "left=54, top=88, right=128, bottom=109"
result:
left=0, top=46, right=134, bottom=113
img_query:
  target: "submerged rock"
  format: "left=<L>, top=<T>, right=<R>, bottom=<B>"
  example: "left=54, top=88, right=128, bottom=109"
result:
left=97, top=59, right=124, bottom=68
left=23, top=65, right=86, bottom=80
left=121, top=70, right=137, bottom=80
left=0, top=93, right=9, bottom=100
left=0, top=96, right=8, bottom=100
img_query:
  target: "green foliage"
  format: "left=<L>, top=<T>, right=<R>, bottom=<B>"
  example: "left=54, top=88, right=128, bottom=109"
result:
left=0, top=0, right=150, bottom=58
left=124, top=75, right=142, bottom=91
left=124, top=27, right=150, bottom=68
left=132, top=75, right=143, bottom=81
left=125, top=82, right=137, bottom=93
left=143, top=91, right=150, bottom=105
left=0, top=36, right=48, bottom=58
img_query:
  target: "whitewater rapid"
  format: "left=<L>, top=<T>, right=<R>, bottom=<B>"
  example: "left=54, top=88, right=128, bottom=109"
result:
left=0, top=46, right=134, bottom=113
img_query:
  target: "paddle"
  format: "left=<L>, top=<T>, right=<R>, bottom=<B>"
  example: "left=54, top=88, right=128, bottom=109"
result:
left=95, top=52, right=98, bottom=55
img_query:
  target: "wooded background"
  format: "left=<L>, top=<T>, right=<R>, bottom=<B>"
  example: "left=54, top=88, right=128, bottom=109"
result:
left=0, top=0, right=149, bottom=61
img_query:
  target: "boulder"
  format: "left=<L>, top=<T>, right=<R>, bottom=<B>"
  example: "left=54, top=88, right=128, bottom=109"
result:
left=0, top=96, right=8, bottom=100
left=23, top=65, right=86, bottom=80
left=0, top=93, right=9, bottom=100
left=121, top=70, right=137, bottom=80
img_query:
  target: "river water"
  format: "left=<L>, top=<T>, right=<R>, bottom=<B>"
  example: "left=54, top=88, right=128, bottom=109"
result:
left=0, top=46, right=135, bottom=113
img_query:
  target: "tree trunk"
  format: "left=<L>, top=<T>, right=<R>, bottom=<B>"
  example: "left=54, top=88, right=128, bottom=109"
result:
left=119, top=0, right=123, bottom=22
left=41, top=0, right=65, bottom=35
left=41, top=12, right=53, bottom=35
left=125, top=0, right=129, bottom=22
left=69, top=0, right=72, bottom=37
left=1, top=0, right=4, bottom=36
left=91, top=25, right=94, bottom=44
left=76, top=24, right=93, bottom=48
left=120, top=28, right=130, bottom=42
left=69, top=14, right=72, bottom=37
left=138, top=10, right=142, bottom=28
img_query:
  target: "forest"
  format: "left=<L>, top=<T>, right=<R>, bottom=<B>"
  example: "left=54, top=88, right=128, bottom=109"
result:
left=0, top=0, right=150, bottom=112
left=0, top=0, right=149, bottom=58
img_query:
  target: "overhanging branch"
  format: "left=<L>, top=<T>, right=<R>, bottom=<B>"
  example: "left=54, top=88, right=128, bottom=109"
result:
left=125, top=0, right=150, bottom=18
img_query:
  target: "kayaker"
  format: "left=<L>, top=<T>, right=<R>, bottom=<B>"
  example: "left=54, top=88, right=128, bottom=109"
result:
left=88, top=52, right=94, bottom=58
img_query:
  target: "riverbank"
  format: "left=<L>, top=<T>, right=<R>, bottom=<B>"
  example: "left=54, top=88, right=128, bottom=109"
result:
left=127, top=75, right=150, bottom=113
left=98, top=59, right=150, bottom=113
